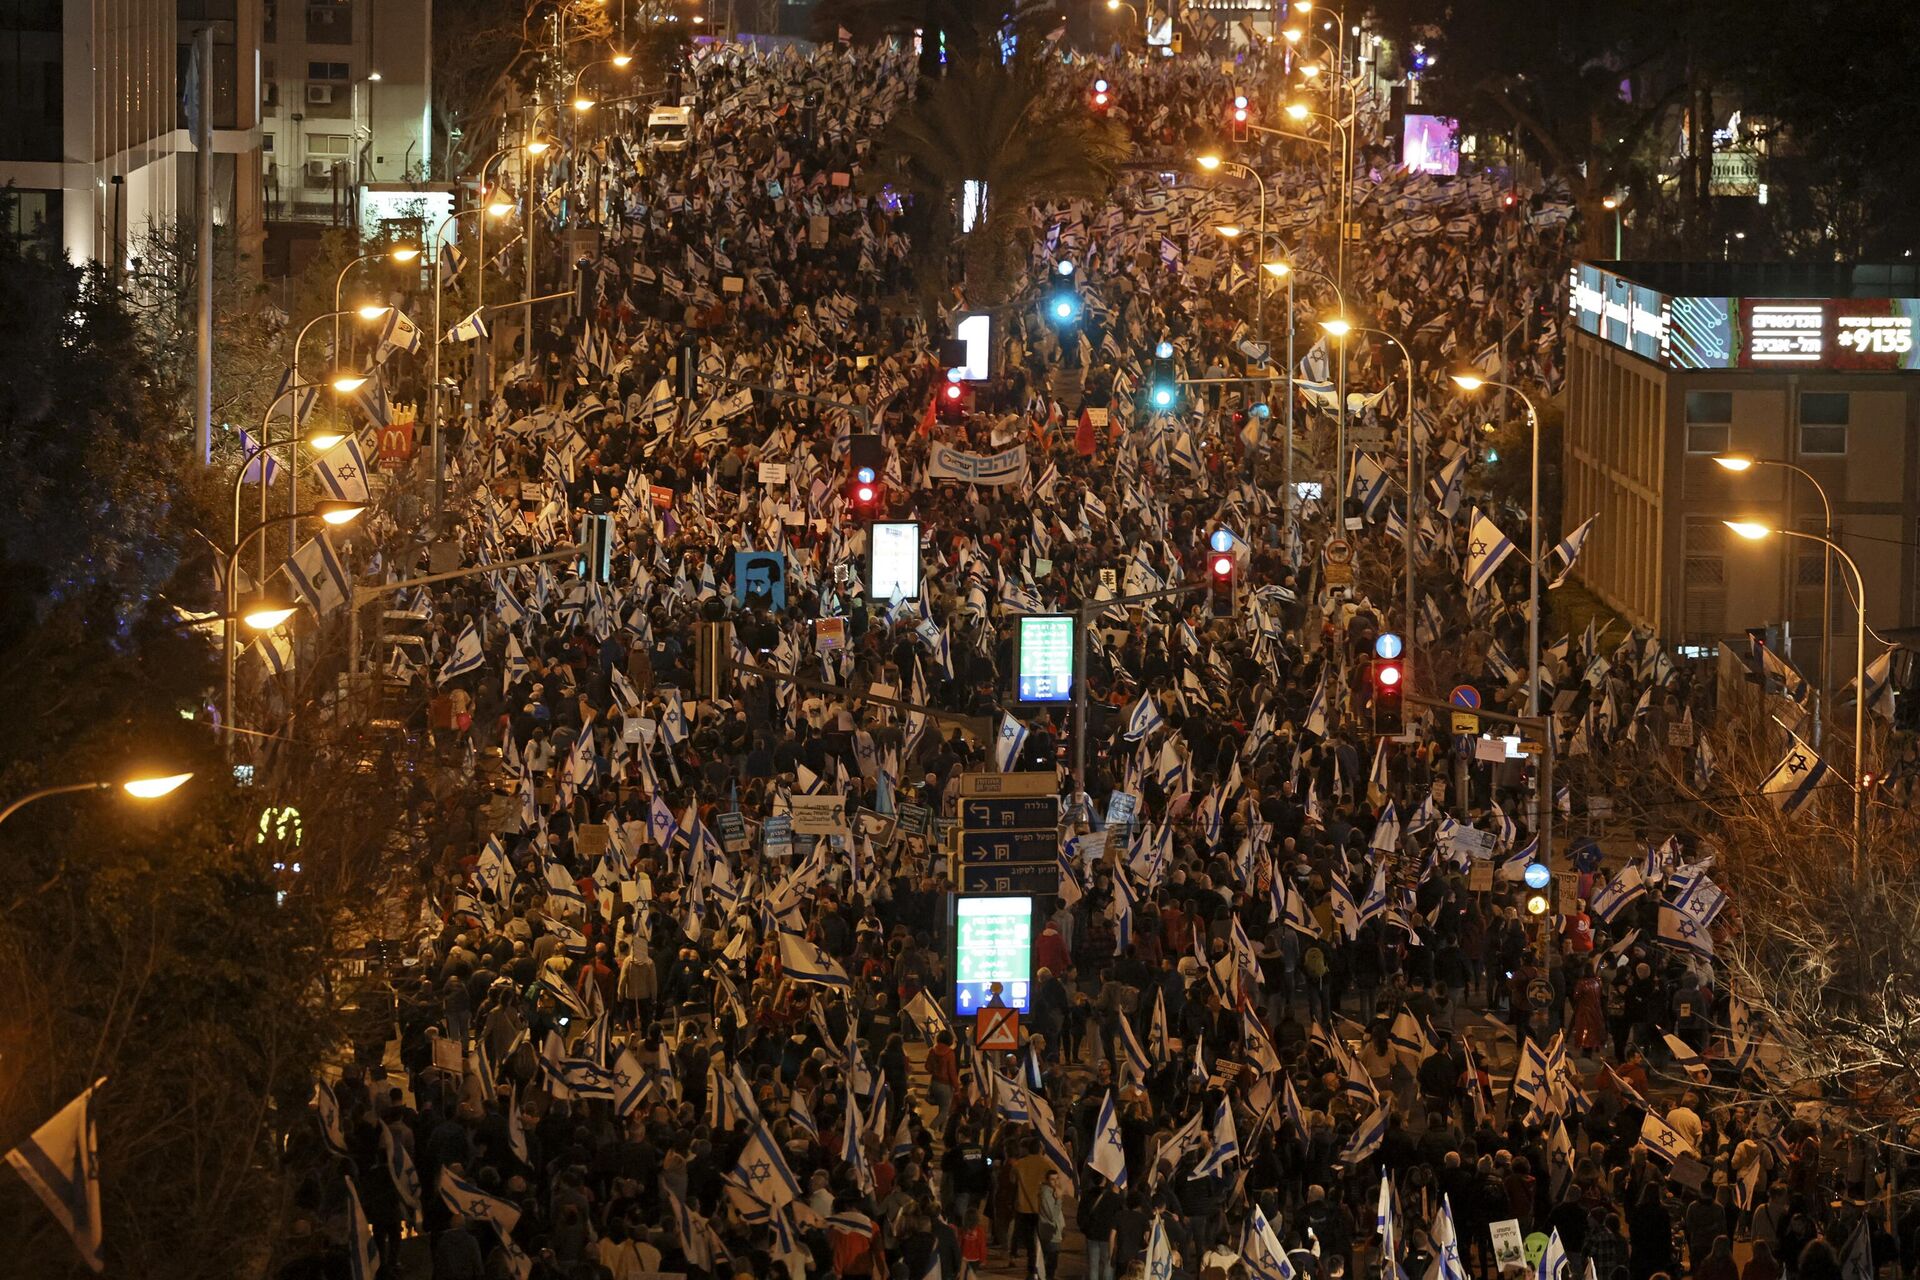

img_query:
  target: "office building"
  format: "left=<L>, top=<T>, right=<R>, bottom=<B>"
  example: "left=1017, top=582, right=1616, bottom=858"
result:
left=0, top=0, right=263, bottom=266
left=1562, top=259, right=1920, bottom=677
left=260, top=0, right=433, bottom=237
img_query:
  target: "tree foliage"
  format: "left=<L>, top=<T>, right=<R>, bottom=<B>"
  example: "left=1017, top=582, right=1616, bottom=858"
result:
left=865, top=49, right=1129, bottom=309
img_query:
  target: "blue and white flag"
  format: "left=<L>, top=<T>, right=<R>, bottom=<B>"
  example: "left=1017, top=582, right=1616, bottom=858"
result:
left=5, top=1080, right=105, bottom=1274
left=445, top=307, right=490, bottom=343
left=1548, top=515, right=1595, bottom=588
left=1088, top=1089, right=1129, bottom=1188
left=1116, top=1005, right=1152, bottom=1084
left=351, top=374, right=393, bottom=428
left=1587, top=862, right=1646, bottom=924
left=375, top=307, right=423, bottom=362
left=1855, top=648, right=1897, bottom=721
left=1761, top=734, right=1830, bottom=814
left=284, top=532, right=351, bottom=616
left=1350, top=452, right=1390, bottom=518
left=1125, top=691, right=1165, bottom=740
left=732, top=1119, right=803, bottom=1208
left=438, top=1167, right=521, bottom=1231
left=344, top=1176, right=378, bottom=1280
left=439, top=240, right=467, bottom=278
left=1432, top=1195, right=1468, bottom=1280
left=313, top=435, right=371, bottom=503
left=238, top=427, right=282, bottom=486
left=1190, top=1099, right=1239, bottom=1178
left=439, top=621, right=484, bottom=684
left=1145, top=1216, right=1175, bottom=1280
left=1429, top=450, right=1467, bottom=519
left=381, top=1121, right=422, bottom=1223
left=1464, top=507, right=1516, bottom=591
left=661, top=689, right=689, bottom=746
left=1635, top=1105, right=1697, bottom=1166
left=1337, top=1104, right=1390, bottom=1168
left=1656, top=904, right=1714, bottom=960
left=778, top=931, right=851, bottom=988
left=1536, top=1227, right=1569, bottom=1280
left=992, top=712, right=1029, bottom=772
left=313, top=1078, right=348, bottom=1155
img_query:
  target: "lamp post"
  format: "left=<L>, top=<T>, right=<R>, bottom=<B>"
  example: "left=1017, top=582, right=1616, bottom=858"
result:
left=0, top=773, right=193, bottom=830
left=1452, top=375, right=1542, bottom=716
left=1285, top=100, right=1354, bottom=292
left=1195, top=155, right=1269, bottom=333
left=1602, top=197, right=1624, bottom=258
left=429, top=200, right=517, bottom=518
left=285, top=306, right=388, bottom=566
left=221, top=501, right=368, bottom=749
left=1264, top=260, right=1345, bottom=522
left=1725, top=520, right=1869, bottom=877
left=1331, top=323, right=1417, bottom=671
left=332, top=246, right=420, bottom=380
left=522, top=110, right=564, bottom=349
left=229, top=377, right=360, bottom=596
left=1715, top=454, right=1835, bottom=748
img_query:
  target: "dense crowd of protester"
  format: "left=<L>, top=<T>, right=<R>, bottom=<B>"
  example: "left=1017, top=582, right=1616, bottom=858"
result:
left=271, top=33, right=1905, bottom=1280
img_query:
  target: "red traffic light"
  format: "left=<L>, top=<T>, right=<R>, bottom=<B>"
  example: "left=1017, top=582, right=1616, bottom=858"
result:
left=1377, top=663, right=1402, bottom=687
left=1210, top=553, right=1234, bottom=580
left=1233, top=94, right=1249, bottom=110
left=945, top=382, right=963, bottom=400
left=855, top=483, right=876, bottom=504
left=1095, top=92, right=1109, bottom=106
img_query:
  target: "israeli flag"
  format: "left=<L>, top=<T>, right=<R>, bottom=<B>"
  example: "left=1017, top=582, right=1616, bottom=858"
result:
left=1350, top=452, right=1390, bottom=517
left=1116, top=1008, right=1152, bottom=1084
left=344, top=1177, right=378, bottom=1280
left=1429, top=450, right=1468, bottom=519
left=1536, top=1227, right=1569, bottom=1280
left=438, top=621, right=483, bottom=684
left=284, top=533, right=351, bottom=616
left=992, top=711, right=1029, bottom=772
left=375, top=307, right=423, bottom=361
left=1656, top=904, right=1714, bottom=960
left=381, top=1122, right=421, bottom=1223
left=445, top=307, right=490, bottom=343
left=1189, top=1099, right=1239, bottom=1178
left=313, top=435, right=371, bottom=503
left=1337, top=1103, right=1391, bottom=1168
left=439, top=240, right=467, bottom=278
left=1548, top=515, right=1596, bottom=588
left=437, top=1167, right=521, bottom=1232
left=1124, top=691, right=1166, bottom=740
left=1145, top=1216, right=1175, bottom=1280
left=778, top=931, right=851, bottom=988
left=649, top=793, right=678, bottom=848
left=661, top=690, right=689, bottom=746
left=1761, top=734, right=1830, bottom=814
left=1587, top=862, right=1646, bottom=924
left=732, top=1119, right=803, bottom=1208
left=4, top=1080, right=104, bottom=1274
left=1464, top=507, right=1516, bottom=591
left=1857, top=648, right=1897, bottom=721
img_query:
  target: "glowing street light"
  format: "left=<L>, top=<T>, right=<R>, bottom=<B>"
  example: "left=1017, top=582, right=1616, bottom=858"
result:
left=0, top=771, right=194, bottom=827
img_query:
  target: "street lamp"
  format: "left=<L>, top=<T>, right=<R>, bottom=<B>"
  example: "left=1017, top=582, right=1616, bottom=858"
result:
left=0, top=772, right=193, bottom=829
left=1285, top=101, right=1354, bottom=290
left=428, top=198, right=519, bottom=519
left=229, top=380, right=365, bottom=602
left=1330, top=322, right=1419, bottom=672
left=1725, top=519, right=1869, bottom=877
left=332, top=246, right=420, bottom=372
left=1452, top=374, right=1543, bottom=717
left=1263, top=259, right=1346, bottom=521
left=222, top=501, right=368, bottom=747
left=1195, top=156, right=1269, bottom=334
left=1715, top=454, right=1837, bottom=745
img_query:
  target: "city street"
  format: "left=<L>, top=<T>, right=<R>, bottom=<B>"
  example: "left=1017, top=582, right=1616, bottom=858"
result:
left=3, top=3, right=1920, bottom=1279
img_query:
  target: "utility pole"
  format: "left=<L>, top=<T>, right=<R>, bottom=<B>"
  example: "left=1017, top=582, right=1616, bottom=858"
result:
left=194, top=25, right=215, bottom=466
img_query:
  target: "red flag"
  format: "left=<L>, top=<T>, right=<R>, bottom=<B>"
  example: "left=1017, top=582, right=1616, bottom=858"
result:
left=916, top=389, right=938, bottom=437
left=1076, top=407, right=1097, bottom=457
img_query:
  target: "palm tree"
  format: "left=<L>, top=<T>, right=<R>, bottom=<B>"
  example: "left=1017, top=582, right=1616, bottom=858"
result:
left=868, top=52, right=1130, bottom=309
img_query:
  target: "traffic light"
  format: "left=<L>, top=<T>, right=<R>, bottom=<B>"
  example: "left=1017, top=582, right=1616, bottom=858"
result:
left=676, top=335, right=699, bottom=400
left=1148, top=340, right=1178, bottom=412
left=1090, top=77, right=1111, bottom=113
left=937, top=374, right=970, bottom=423
left=1207, top=533, right=1237, bottom=618
left=1369, top=654, right=1405, bottom=735
left=1231, top=93, right=1250, bottom=143
left=847, top=434, right=887, bottom=517
left=1047, top=289, right=1082, bottom=327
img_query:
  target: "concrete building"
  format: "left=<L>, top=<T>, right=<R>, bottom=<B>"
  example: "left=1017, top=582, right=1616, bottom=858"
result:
left=1562, top=259, right=1920, bottom=680
left=259, top=0, right=432, bottom=236
left=0, top=0, right=263, bottom=266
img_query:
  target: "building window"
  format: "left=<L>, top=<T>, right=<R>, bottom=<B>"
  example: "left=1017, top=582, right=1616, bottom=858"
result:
left=263, top=132, right=275, bottom=153
left=309, top=134, right=352, bottom=156
left=5, top=189, right=62, bottom=261
left=1684, top=390, right=1732, bottom=454
left=1799, top=392, right=1849, bottom=455
left=1682, top=516, right=1727, bottom=639
left=307, top=61, right=349, bottom=80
